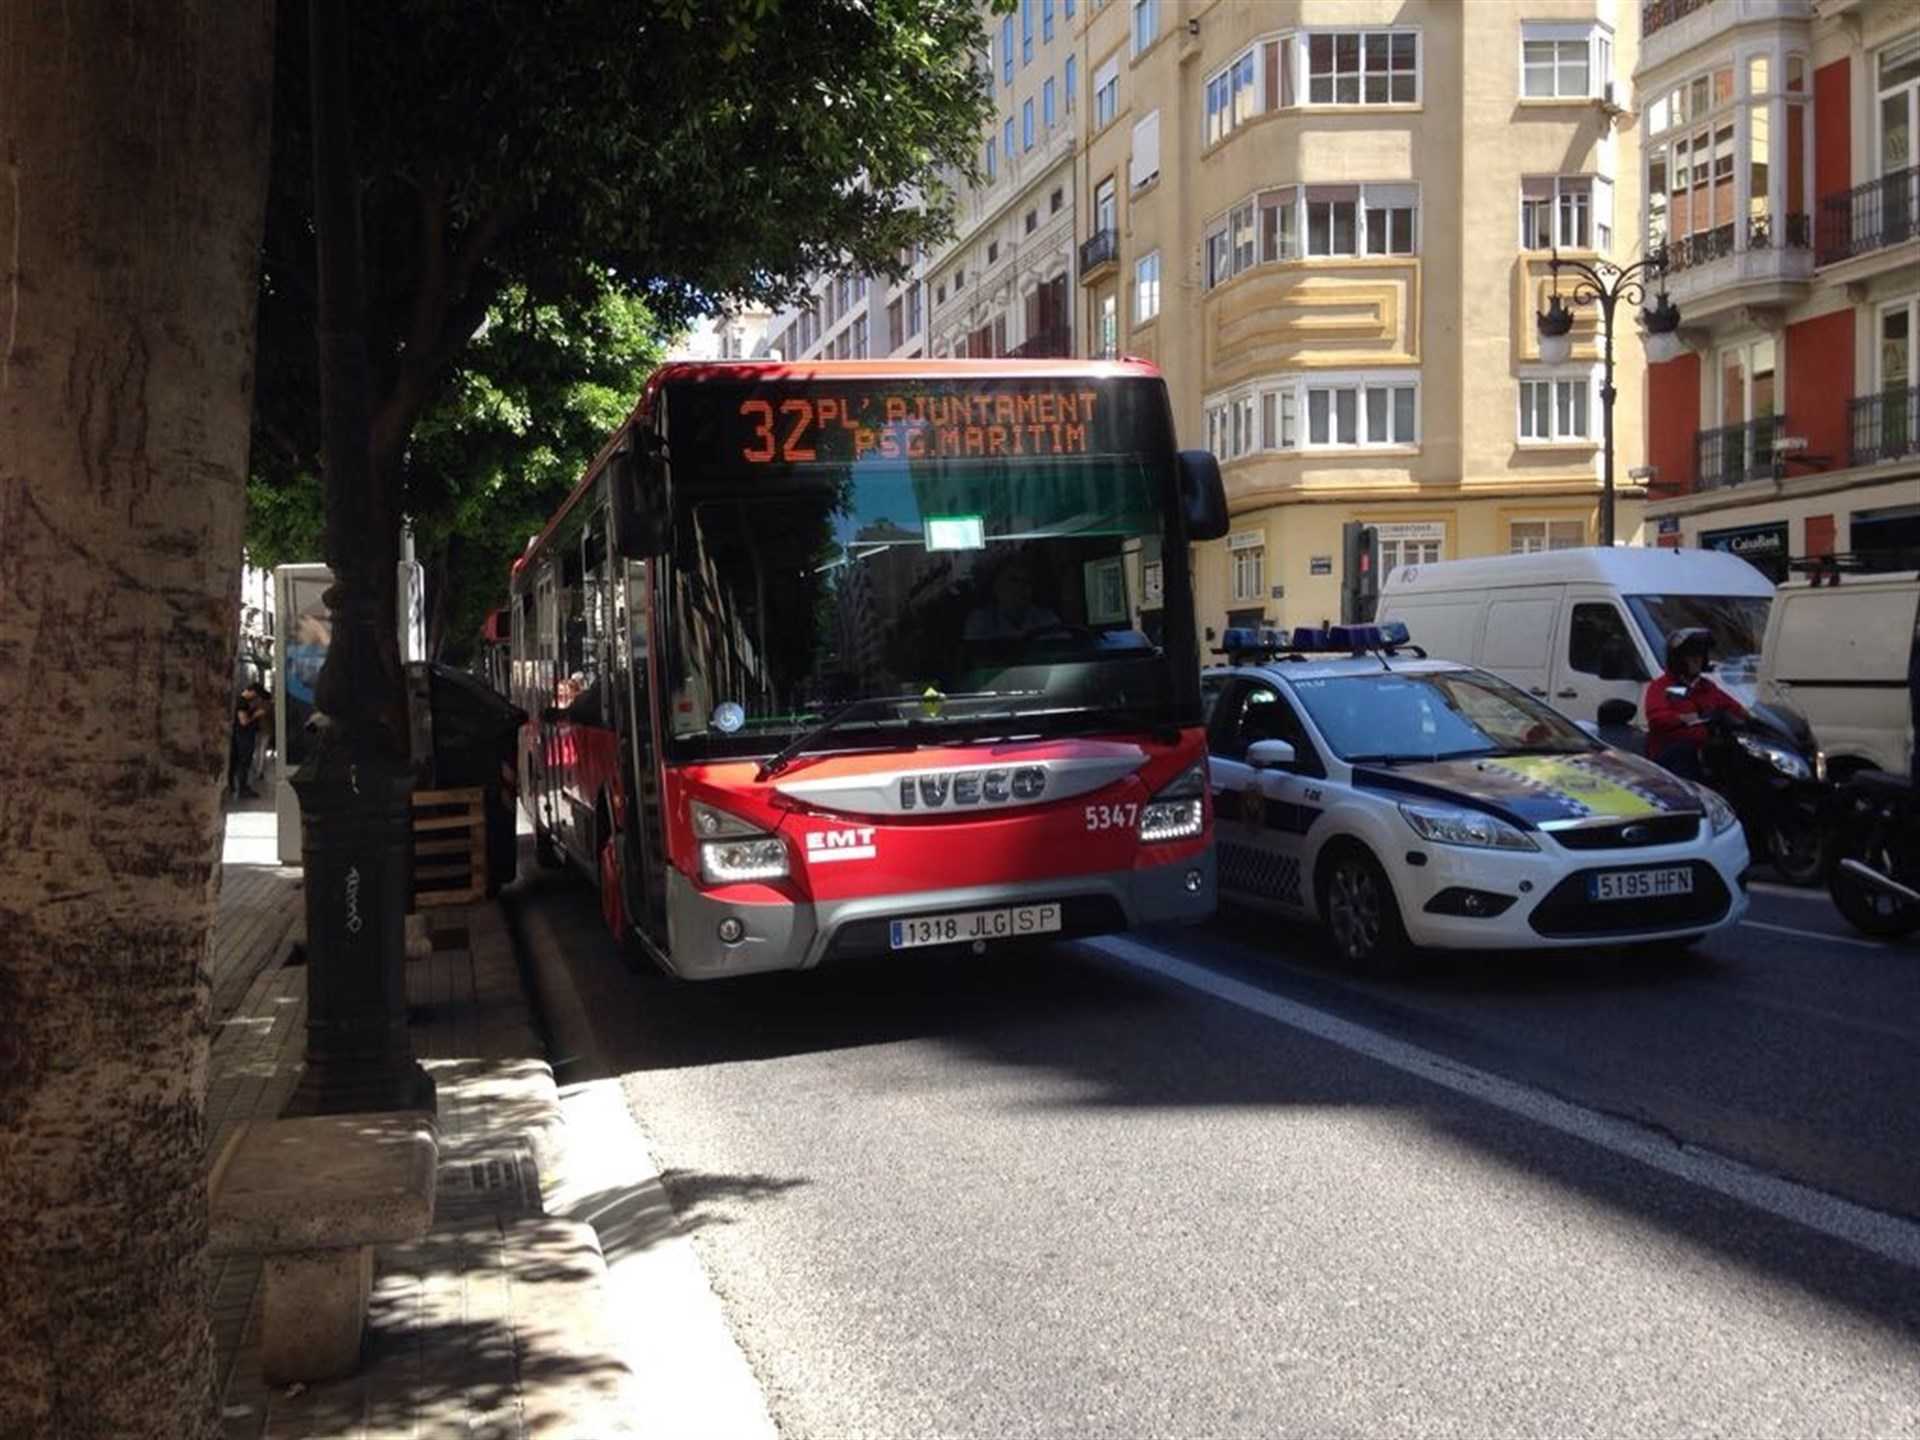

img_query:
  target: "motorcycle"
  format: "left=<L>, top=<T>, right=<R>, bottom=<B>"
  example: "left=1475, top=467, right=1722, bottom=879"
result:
left=1825, top=771, right=1920, bottom=938
left=1592, top=693, right=1828, bottom=884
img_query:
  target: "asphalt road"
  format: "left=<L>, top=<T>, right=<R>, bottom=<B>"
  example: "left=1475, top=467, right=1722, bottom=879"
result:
left=511, top=863, right=1920, bottom=1438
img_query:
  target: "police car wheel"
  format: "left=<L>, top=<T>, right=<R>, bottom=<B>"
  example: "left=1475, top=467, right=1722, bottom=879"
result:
left=1319, top=848, right=1412, bottom=975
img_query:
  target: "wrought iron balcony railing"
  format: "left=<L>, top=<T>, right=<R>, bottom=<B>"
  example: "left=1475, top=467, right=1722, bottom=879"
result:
left=1849, top=387, right=1920, bottom=467
left=1694, top=414, right=1787, bottom=490
left=1078, top=227, right=1119, bottom=277
left=1641, top=0, right=1711, bottom=38
left=1816, top=167, right=1920, bottom=265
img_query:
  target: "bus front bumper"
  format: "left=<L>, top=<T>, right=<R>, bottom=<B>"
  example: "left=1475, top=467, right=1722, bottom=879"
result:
left=662, top=852, right=1216, bottom=979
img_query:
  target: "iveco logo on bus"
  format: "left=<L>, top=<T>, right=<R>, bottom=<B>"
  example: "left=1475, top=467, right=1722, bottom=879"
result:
left=898, top=766, right=1047, bottom=810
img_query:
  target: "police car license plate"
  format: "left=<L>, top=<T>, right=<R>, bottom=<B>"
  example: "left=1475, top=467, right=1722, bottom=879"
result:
left=1587, top=866, right=1694, bottom=902
left=889, top=903, right=1062, bottom=950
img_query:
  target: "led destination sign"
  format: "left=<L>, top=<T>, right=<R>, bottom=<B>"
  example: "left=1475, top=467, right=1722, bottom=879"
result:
left=667, top=377, right=1159, bottom=475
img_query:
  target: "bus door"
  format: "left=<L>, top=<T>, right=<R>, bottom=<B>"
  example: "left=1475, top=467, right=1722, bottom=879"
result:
left=532, top=560, right=564, bottom=847
left=617, top=556, right=669, bottom=942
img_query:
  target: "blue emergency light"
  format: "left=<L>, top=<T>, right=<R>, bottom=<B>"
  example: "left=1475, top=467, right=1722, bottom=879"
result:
left=1217, top=619, right=1420, bottom=661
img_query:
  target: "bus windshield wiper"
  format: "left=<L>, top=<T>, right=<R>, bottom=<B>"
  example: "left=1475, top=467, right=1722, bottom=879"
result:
left=754, top=689, right=1041, bottom=781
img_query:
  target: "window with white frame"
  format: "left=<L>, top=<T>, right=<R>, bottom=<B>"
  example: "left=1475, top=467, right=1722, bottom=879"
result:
left=1521, top=22, right=1612, bottom=100
left=1375, top=523, right=1444, bottom=576
left=1509, top=519, right=1586, bottom=553
left=1207, top=184, right=1418, bottom=285
left=1880, top=37, right=1920, bottom=181
left=1308, top=31, right=1418, bottom=105
left=1131, top=110, right=1160, bottom=188
left=1517, top=370, right=1597, bottom=442
left=1134, top=251, right=1161, bottom=322
left=1644, top=48, right=1809, bottom=261
left=1520, top=176, right=1613, bottom=251
left=1132, top=0, right=1159, bottom=57
left=1094, top=56, right=1119, bottom=128
left=1229, top=531, right=1266, bottom=603
left=1305, top=375, right=1419, bottom=448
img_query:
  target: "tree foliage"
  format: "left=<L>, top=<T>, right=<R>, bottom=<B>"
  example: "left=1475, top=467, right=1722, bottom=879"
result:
left=249, top=0, right=995, bottom=652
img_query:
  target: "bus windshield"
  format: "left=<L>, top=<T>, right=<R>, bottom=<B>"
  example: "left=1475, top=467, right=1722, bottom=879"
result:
left=660, top=375, right=1189, bottom=758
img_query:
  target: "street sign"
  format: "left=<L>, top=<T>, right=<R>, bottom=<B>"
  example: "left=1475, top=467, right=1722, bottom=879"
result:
left=1310, top=555, right=1332, bottom=575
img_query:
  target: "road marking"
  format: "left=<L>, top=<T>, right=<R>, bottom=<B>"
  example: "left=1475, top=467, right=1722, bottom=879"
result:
left=1746, top=880, right=1825, bottom=900
left=1739, top=918, right=1890, bottom=952
left=1083, top=933, right=1920, bottom=1272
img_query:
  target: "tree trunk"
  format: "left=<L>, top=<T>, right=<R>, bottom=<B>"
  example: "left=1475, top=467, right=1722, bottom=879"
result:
left=0, top=5, right=275, bottom=1437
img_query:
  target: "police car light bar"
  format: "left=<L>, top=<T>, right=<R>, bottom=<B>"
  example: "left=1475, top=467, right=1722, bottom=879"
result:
left=1215, top=620, right=1419, bottom=660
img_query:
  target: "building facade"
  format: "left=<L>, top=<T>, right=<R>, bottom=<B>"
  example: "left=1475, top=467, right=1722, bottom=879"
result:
left=1070, top=0, right=1647, bottom=641
left=925, top=0, right=1080, bottom=360
left=1638, top=0, right=1919, bottom=578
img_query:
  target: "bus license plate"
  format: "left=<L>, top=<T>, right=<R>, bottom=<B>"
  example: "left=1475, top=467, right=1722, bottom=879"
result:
left=1588, top=866, right=1694, bottom=902
left=889, top=904, right=1062, bottom=950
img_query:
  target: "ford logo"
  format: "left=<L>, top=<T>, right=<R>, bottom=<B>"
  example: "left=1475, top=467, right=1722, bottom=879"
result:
left=899, top=766, right=1047, bottom=810
left=1619, top=824, right=1649, bottom=844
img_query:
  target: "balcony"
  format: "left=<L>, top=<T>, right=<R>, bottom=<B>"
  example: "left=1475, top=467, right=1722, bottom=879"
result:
left=1658, top=213, right=1812, bottom=320
left=1694, top=414, right=1787, bottom=490
left=1849, top=387, right=1920, bottom=468
left=1641, top=0, right=1712, bottom=38
left=1078, top=227, right=1119, bottom=283
left=1816, top=167, right=1920, bottom=266
left=1637, top=0, right=1811, bottom=78
left=1006, top=327, right=1073, bottom=359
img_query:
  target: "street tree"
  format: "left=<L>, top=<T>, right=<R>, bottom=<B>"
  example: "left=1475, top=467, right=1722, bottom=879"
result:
left=250, top=0, right=995, bottom=692
left=0, top=4, right=275, bottom=1438
left=246, top=277, right=670, bottom=664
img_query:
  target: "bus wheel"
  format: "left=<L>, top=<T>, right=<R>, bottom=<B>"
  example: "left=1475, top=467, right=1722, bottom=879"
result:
left=599, top=831, right=627, bottom=940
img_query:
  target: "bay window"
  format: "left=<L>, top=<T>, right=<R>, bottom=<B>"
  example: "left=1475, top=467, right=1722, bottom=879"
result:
left=1521, top=22, right=1612, bottom=100
left=1209, top=376, right=1415, bottom=457
left=1305, top=375, right=1419, bottom=448
left=1644, top=46, right=1810, bottom=265
left=1207, top=184, right=1420, bottom=286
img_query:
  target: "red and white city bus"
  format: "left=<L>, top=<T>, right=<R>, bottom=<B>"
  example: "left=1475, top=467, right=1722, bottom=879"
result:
left=508, top=358, right=1228, bottom=977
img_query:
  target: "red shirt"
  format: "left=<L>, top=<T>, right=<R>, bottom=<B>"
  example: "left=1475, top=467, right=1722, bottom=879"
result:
left=1645, top=671, right=1745, bottom=756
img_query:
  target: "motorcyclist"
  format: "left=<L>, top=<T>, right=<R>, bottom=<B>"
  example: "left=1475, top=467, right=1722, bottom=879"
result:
left=1645, top=627, right=1747, bottom=780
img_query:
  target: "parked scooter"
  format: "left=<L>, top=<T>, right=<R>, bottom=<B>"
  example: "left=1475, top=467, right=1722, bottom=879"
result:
left=1825, top=771, right=1920, bottom=938
left=1592, top=695, right=1828, bottom=884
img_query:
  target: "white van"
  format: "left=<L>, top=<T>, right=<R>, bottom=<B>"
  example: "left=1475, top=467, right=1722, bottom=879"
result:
left=1376, top=547, right=1776, bottom=727
left=1758, top=571, right=1919, bottom=779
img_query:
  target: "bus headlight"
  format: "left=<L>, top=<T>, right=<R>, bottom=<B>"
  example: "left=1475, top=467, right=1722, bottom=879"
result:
left=1139, top=763, right=1207, bottom=844
left=700, top=837, right=789, bottom=885
left=693, top=801, right=789, bottom=884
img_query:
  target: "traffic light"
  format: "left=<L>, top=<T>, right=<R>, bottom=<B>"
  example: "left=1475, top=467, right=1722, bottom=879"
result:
left=1342, top=522, right=1380, bottom=624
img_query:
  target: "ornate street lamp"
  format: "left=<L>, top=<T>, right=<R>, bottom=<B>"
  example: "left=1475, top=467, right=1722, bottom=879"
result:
left=1535, top=248, right=1684, bottom=546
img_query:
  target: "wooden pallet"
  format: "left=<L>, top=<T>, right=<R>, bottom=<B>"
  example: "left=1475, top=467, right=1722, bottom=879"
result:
left=412, top=787, right=486, bottom=910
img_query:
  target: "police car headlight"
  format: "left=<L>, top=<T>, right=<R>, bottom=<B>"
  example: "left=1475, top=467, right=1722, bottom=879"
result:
left=700, top=837, right=789, bottom=885
left=1398, top=802, right=1538, bottom=852
left=1735, top=733, right=1811, bottom=779
left=1139, top=763, right=1207, bottom=843
left=1689, top=783, right=1739, bottom=836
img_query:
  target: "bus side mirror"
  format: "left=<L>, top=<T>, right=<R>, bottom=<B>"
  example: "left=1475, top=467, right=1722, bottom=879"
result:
left=610, top=445, right=667, bottom=558
left=1177, top=450, right=1229, bottom=542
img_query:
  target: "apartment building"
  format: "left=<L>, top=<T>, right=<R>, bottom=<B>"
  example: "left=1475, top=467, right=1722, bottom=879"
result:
left=1639, top=0, right=1919, bottom=577
left=1072, top=0, right=1645, bottom=640
left=759, top=245, right=930, bottom=363
left=926, top=0, right=1080, bottom=359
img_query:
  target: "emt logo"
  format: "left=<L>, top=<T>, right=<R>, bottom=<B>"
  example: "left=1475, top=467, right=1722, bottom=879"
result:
left=805, top=827, right=878, bottom=863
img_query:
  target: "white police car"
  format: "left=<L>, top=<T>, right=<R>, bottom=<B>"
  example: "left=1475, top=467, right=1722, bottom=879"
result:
left=1203, top=623, right=1751, bottom=971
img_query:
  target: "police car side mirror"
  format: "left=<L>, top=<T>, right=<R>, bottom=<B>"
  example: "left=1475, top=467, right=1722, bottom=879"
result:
left=1246, top=739, right=1296, bottom=770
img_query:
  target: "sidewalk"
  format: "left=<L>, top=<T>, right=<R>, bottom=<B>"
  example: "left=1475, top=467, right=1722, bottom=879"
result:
left=206, top=797, right=639, bottom=1439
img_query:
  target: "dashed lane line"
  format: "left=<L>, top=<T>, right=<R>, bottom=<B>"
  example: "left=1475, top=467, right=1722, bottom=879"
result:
left=1082, top=933, right=1920, bottom=1272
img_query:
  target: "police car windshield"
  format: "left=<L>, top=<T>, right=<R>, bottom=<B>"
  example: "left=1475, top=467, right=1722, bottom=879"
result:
left=1290, top=670, right=1594, bottom=763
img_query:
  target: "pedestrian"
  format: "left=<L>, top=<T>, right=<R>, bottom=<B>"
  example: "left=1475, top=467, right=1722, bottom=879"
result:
left=230, top=685, right=262, bottom=799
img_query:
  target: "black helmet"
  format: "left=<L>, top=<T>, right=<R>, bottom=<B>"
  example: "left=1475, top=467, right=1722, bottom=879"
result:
left=1667, top=627, right=1712, bottom=659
